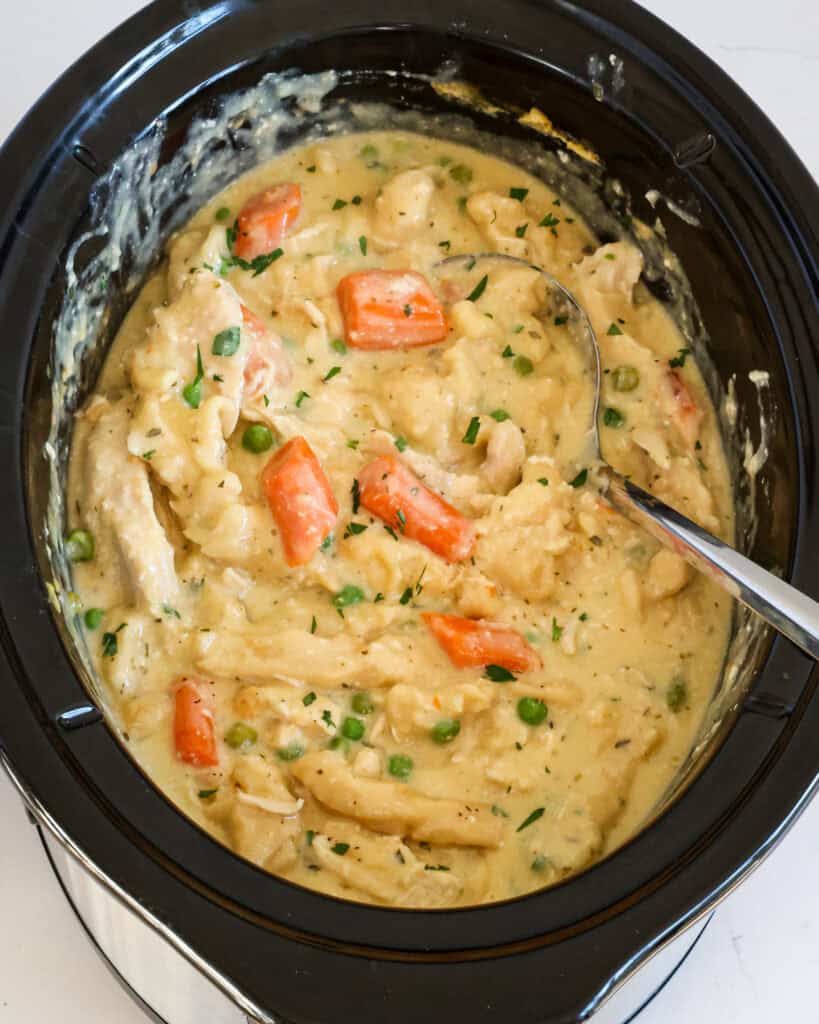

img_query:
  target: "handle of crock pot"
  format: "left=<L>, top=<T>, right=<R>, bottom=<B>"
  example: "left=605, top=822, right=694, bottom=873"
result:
left=606, top=469, right=819, bottom=661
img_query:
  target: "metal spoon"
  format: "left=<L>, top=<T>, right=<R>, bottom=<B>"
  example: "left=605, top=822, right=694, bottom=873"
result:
left=437, top=252, right=819, bottom=660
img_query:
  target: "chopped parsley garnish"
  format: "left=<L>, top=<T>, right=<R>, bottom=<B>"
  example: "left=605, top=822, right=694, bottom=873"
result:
left=223, top=224, right=284, bottom=276
left=102, top=624, right=125, bottom=658
left=438, top=240, right=451, bottom=251
left=579, top=612, right=589, bottom=622
left=161, top=603, right=181, bottom=619
left=304, top=690, right=317, bottom=706
left=449, top=164, right=473, bottom=185
left=403, top=304, right=413, bottom=318
left=346, top=438, right=359, bottom=450
left=295, top=390, right=310, bottom=408
left=396, top=508, right=407, bottom=532
left=212, top=326, right=240, bottom=356
left=539, top=213, right=560, bottom=228
left=517, top=808, right=545, bottom=832
left=343, top=522, right=368, bottom=538
left=538, top=477, right=549, bottom=486
left=320, top=533, right=334, bottom=552
left=606, top=322, right=624, bottom=336
left=485, top=664, right=516, bottom=683
left=351, top=195, right=362, bottom=206
left=394, top=435, right=408, bottom=452
left=373, top=592, right=385, bottom=602
left=515, top=223, right=529, bottom=238
left=424, top=865, right=451, bottom=872
left=603, top=407, right=625, bottom=428
left=331, top=338, right=347, bottom=355
left=359, top=235, right=367, bottom=255
left=183, top=345, right=205, bottom=408
left=604, top=252, right=617, bottom=261
left=306, top=164, right=316, bottom=173
left=333, top=585, right=365, bottom=609
left=514, top=354, right=534, bottom=376
left=491, top=804, right=510, bottom=818
left=467, top=275, right=488, bottom=303
left=462, top=416, right=481, bottom=445
left=323, top=366, right=342, bottom=382
left=331, top=842, right=350, bottom=856
left=509, top=187, right=529, bottom=201
left=490, top=409, right=510, bottom=422
left=384, top=525, right=399, bottom=541
left=569, top=468, right=588, bottom=487
left=669, top=347, right=691, bottom=368
left=198, top=788, right=219, bottom=798
left=502, top=344, right=515, bottom=358
left=332, top=198, right=347, bottom=210
left=551, top=617, right=563, bottom=642
left=142, top=450, right=156, bottom=461
left=512, top=324, right=524, bottom=334
left=399, top=587, right=413, bottom=605
left=322, top=709, right=336, bottom=729
left=554, top=315, right=568, bottom=326
left=457, top=196, right=468, bottom=214
left=351, top=479, right=360, bottom=514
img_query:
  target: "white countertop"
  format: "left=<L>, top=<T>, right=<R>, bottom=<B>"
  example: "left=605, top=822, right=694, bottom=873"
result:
left=1, top=1, right=817, bottom=1021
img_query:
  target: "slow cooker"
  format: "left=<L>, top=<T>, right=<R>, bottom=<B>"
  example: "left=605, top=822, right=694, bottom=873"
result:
left=1, top=1, right=817, bottom=1022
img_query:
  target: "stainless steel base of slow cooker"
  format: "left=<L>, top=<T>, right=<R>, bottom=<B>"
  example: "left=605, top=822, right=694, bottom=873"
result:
left=38, top=826, right=710, bottom=1024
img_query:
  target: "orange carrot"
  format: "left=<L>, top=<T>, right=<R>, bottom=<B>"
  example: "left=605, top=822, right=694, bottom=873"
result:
left=422, top=613, right=542, bottom=673
left=356, top=455, right=475, bottom=562
left=337, top=270, right=448, bottom=350
left=233, top=184, right=301, bottom=260
left=262, top=437, right=338, bottom=566
left=173, top=678, right=218, bottom=767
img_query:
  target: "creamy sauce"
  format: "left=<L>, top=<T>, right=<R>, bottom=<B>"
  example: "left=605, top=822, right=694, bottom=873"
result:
left=67, top=130, right=734, bottom=907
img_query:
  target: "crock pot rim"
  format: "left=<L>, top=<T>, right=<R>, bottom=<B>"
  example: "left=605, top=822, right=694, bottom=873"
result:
left=1, top=2, right=818, bottom=1021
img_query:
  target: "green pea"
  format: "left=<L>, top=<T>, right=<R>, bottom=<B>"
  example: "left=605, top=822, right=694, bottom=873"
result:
left=431, top=718, right=461, bottom=744
left=242, top=424, right=274, bottom=453
left=65, top=529, right=95, bottom=562
left=351, top=692, right=374, bottom=715
left=84, top=608, right=104, bottom=630
left=612, top=365, right=640, bottom=392
left=667, top=677, right=688, bottom=712
left=328, top=735, right=351, bottom=752
left=341, top=716, right=365, bottom=741
left=517, top=697, right=548, bottom=726
left=224, top=722, right=258, bottom=749
left=513, top=354, right=534, bottom=376
left=388, top=754, right=414, bottom=780
left=277, top=742, right=305, bottom=761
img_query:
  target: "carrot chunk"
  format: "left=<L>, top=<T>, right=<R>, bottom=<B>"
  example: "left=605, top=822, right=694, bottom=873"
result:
left=357, top=455, right=475, bottom=562
left=337, top=270, right=448, bottom=350
left=233, top=184, right=301, bottom=260
left=422, top=613, right=542, bottom=673
left=173, top=678, right=218, bottom=767
left=262, top=437, right=338, bottom=566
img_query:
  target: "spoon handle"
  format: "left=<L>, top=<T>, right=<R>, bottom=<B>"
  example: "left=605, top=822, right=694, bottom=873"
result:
left=606, top=470, right=819, bottom=661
